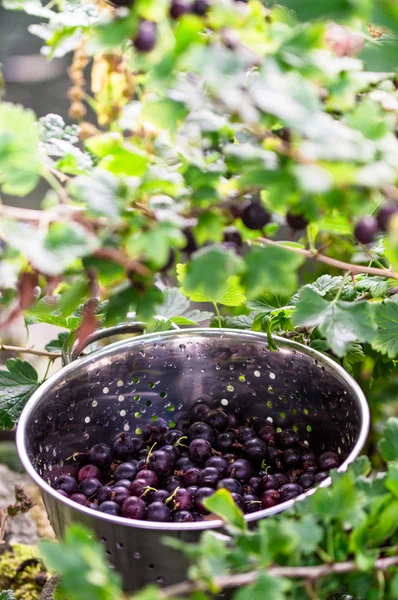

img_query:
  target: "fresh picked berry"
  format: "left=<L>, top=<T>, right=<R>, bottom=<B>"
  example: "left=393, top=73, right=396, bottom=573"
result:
left=112, top=486, right=130, bottom=505
left=217, top=478, right=242, bottom=495
left=70, top=493, right=89, bottom=506
left=205, top=456, right=228, bottom=475
left=278, top=429, right=299, bottom=448
left=77, top=464, right=101, bottom=483
left=55, top=475, right=78, bottom=496
left=78, top=478, right=102, bottom=498
left=242, top=438, right=268, bottom=462
left=133, top=21, right=157, bottom=53
left=113, top=434, right=144, bottom=461
left=88, top=444, right=112, bottom=469
left=354, top=216, right=379, bottom=244
left=173, top=510, right=195, bottom=522
left=169, top=488, right=193, bottom=511
left=257, top=425, right=276, bottom=444
left=146, top=502, right=172, bottom=522
left=279, top=483, right=304, bottom=502
left=170, top=0, right=189, bottom=19
left=261, top=489, right=281, bottom=509
left=198, top=467, right=221, bottom=488
left=189, top=403, right=211, bottom=422
left=147, top=450, right=174, bottom=477
left=216, top=432, right=236, bottom=452
left=192, top=0, right=210, bottom=15
left=99, top=501, right=121, bottom=516
left=114, top=462, right=138, bottom=482
left=243, top=494, right=262, bottom=514
left=286, top=211, right=309, bottom=230
left=189, top=439, right=212, bottom=463
left=194, top=487, right=214, bottom=514
left=204, top=409, right=228, bottom=432
left=318, top=451, right=339, bottom=471
left=298, top=472, right=314, bottom=489
left=226, top=459, right=253, bottom=483
left=240, top=201, right=271, bottom=230
left=122, top=496, right=146, bottom=520
left=188, top=422, right=215, bottom=444
left=183, top=467, right=202, bottom=487
left=377, top=202, right=398, bottom=231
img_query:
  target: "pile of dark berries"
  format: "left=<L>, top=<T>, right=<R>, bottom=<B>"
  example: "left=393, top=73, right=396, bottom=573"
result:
left=52, top=403, right=340, bottom=523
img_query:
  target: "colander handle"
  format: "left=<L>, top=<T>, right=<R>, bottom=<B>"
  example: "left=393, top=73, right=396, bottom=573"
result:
left=62, top=322, right=146, bottom=365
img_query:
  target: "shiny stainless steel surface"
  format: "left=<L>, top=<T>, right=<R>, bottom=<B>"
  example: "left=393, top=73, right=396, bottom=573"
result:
left=17, top=328, right=369, bottom=591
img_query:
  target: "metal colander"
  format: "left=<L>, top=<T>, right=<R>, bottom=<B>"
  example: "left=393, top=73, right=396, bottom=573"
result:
left=16, top=326, right=369, bottom=591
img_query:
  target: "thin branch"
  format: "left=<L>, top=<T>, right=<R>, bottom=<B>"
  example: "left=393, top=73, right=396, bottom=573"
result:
left=0, top=344, right=61, bottom=359
left=257, top=237, right=398, bottom=280
left=94, top=247, right=151, bottom=277
left=0, top=204, right=81, bottom=222
left=161, top=556, right=398, bottom=598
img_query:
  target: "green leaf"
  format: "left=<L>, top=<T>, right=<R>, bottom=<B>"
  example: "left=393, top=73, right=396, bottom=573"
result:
left=385, top=462, right=398, bottom=497
left=141, top=98, right=187, bottom=133
left=3, top=220, right=99, bottom=276
left=243, top=246, right=304, bottom=299
left=0, top=359, right=40, bottom=429
left=355, top=277, right=389, bottom=299
left=155, top=287, right=213, bottom=323
left=180, top=248, right=245, bottom=302
left=290, top=514, right=323, bottom=555
left=234, top=574, right=290, bottom=600
left=269, top=0, right=372, bottom=21
left=307, top=275, right=343, bottom=297
left=293, top=287, right=376, bottom=357
left=309, top=470, right=363, bottom=524
left=0, top=102, right=41, bottom=195
left=203, top=489, right=246, bottom=531
left=127, top=222, right=185, bottom=268
left=60, top=278, right=89, bottom=318
left=0, top=592, right=15, bottom=600
left=177, top=263, right=246, bottom=307
left=343, top=343, right=365, bottom=373
left=40, top=524, right=122, bottom=600
left=45, top=332, right=69, bottom=353
left=70, top=169, right=124, bottom=219
left=372, top=300, right=398, bottom=359
left=378, top=417, right=398, bottom=462
left=360, top=35, right=398, bottom=72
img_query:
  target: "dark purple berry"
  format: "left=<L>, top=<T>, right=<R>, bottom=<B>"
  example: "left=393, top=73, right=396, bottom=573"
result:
left=227, top=412, right=240, bottom=428
left=235, top=426, right=256, bottom=443
left=97, top=486, right=112, bottom=503
left=78, top=478, right=102, bottom=498
left=261, top=474, right=279, bottom=492
left=261, top=489, right=281, bottom=509
left=162, top=445, right=180, bottom=461
left=354, top=216, right=379, bottom=244
left=136, top=470, right=159, bottom=487
left=170, top=0, right=189, bottom=19
left=112, top=486, right=130, bottom=505
left=113, top=434, right=144, bottom=461
left=314, top=471, right=329, bottom=483
left=146, top=502, right=172, bottom=522
left=147, top=450, right=174, bottom=477
left=286, top=211, right=309, bottom=230
left=268, top=446, right=283, bottom=466
left=231, top=493, right=244, bottom=510
left=249, top=476, right=262, bottom=493
left=279, top=483, right=303, bottom=502
left=257, top=426, right=276, bottom=444
left=302, top=459, right=318, bottom=473
left=129, top=479, right=150, bottom=498
left=114, top=462, right=138, bottom=482
left=279, top=429, right=299, bottom=449
left=274, top=473, right=289, bottom=488
left=90, top=502, right=99, bottom=511
left=70, top=493, right=89, bottom=506
left=173, top=510, right=195, bottom=522
left=204, top=409, right=228, bottom=432
left=298, top=473, right=314, bottom=489
left=122, top=496, right=146, bottom=519
left=88, top=444, right=112, bottom=470
left=189, top=403, right=211, bottom=422
left=192, top=0, right=209, bottom=15
left=194, top=488, right=214, bottom=514
left=55, top=475, right=78, bottom=496
left=189, top=439, right=212, bottom=463
left=377, top=202, right=398, bottom=231
left=283, top=449, right=301, bottom=469
left=147, top=418, right=169, bottom=443
left=170, top=488, right=193, bottom=511
left=57, top=490, right=68, bottom=498
left=182, top=228, right=197, bottom=255
left=99, top=501, right=121, bottom=516
left=205, top=456, right=228, bottom=475
left=198, top=467, right=221, bottom=488
left=175, top=457, right=195, bottom=472
left=183, top=467, right=201, bottom=487
left=188, top=422, right=215, bottom=444
left=163, top=429, right=186, bottom=446
left=77, top=464, right=101, bottom=483
left=165, top=475, right=183, bottom=493
left=223, top=227, right=242, bottom=247
left=240, top=201, right=271, bottom=230
left=301, top=448, right=315, bottom=461
left=226, top=459, right=253, bottom=483
left=133, top=21, right=157, bottom=53
left=242, top=438, right=268, bottom=462
left=216, top=432, right=236, bottom=452
left=318, top=452, right=339, bottom=471
left=152, top=490, right=170, bottom=503
left=217, top=478, right=242, bottom=495
left=243, top=494, right=261, bottom=514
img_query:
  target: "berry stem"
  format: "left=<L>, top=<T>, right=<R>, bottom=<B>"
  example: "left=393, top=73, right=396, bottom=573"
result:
left=257, top=236, right=398, bottom=280
left=160, top=555, right=398, bottom=598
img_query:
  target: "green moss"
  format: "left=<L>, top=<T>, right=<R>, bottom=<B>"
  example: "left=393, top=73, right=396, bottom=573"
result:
left=0, top=544, right=46, bottom=600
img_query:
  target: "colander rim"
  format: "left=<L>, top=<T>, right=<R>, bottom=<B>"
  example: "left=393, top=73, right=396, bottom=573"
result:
left=16, top=328, right=369, bottom=531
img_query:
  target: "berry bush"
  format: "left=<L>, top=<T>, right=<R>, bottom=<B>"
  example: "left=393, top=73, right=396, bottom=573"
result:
left=0, top=0, right=398, bottom=597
